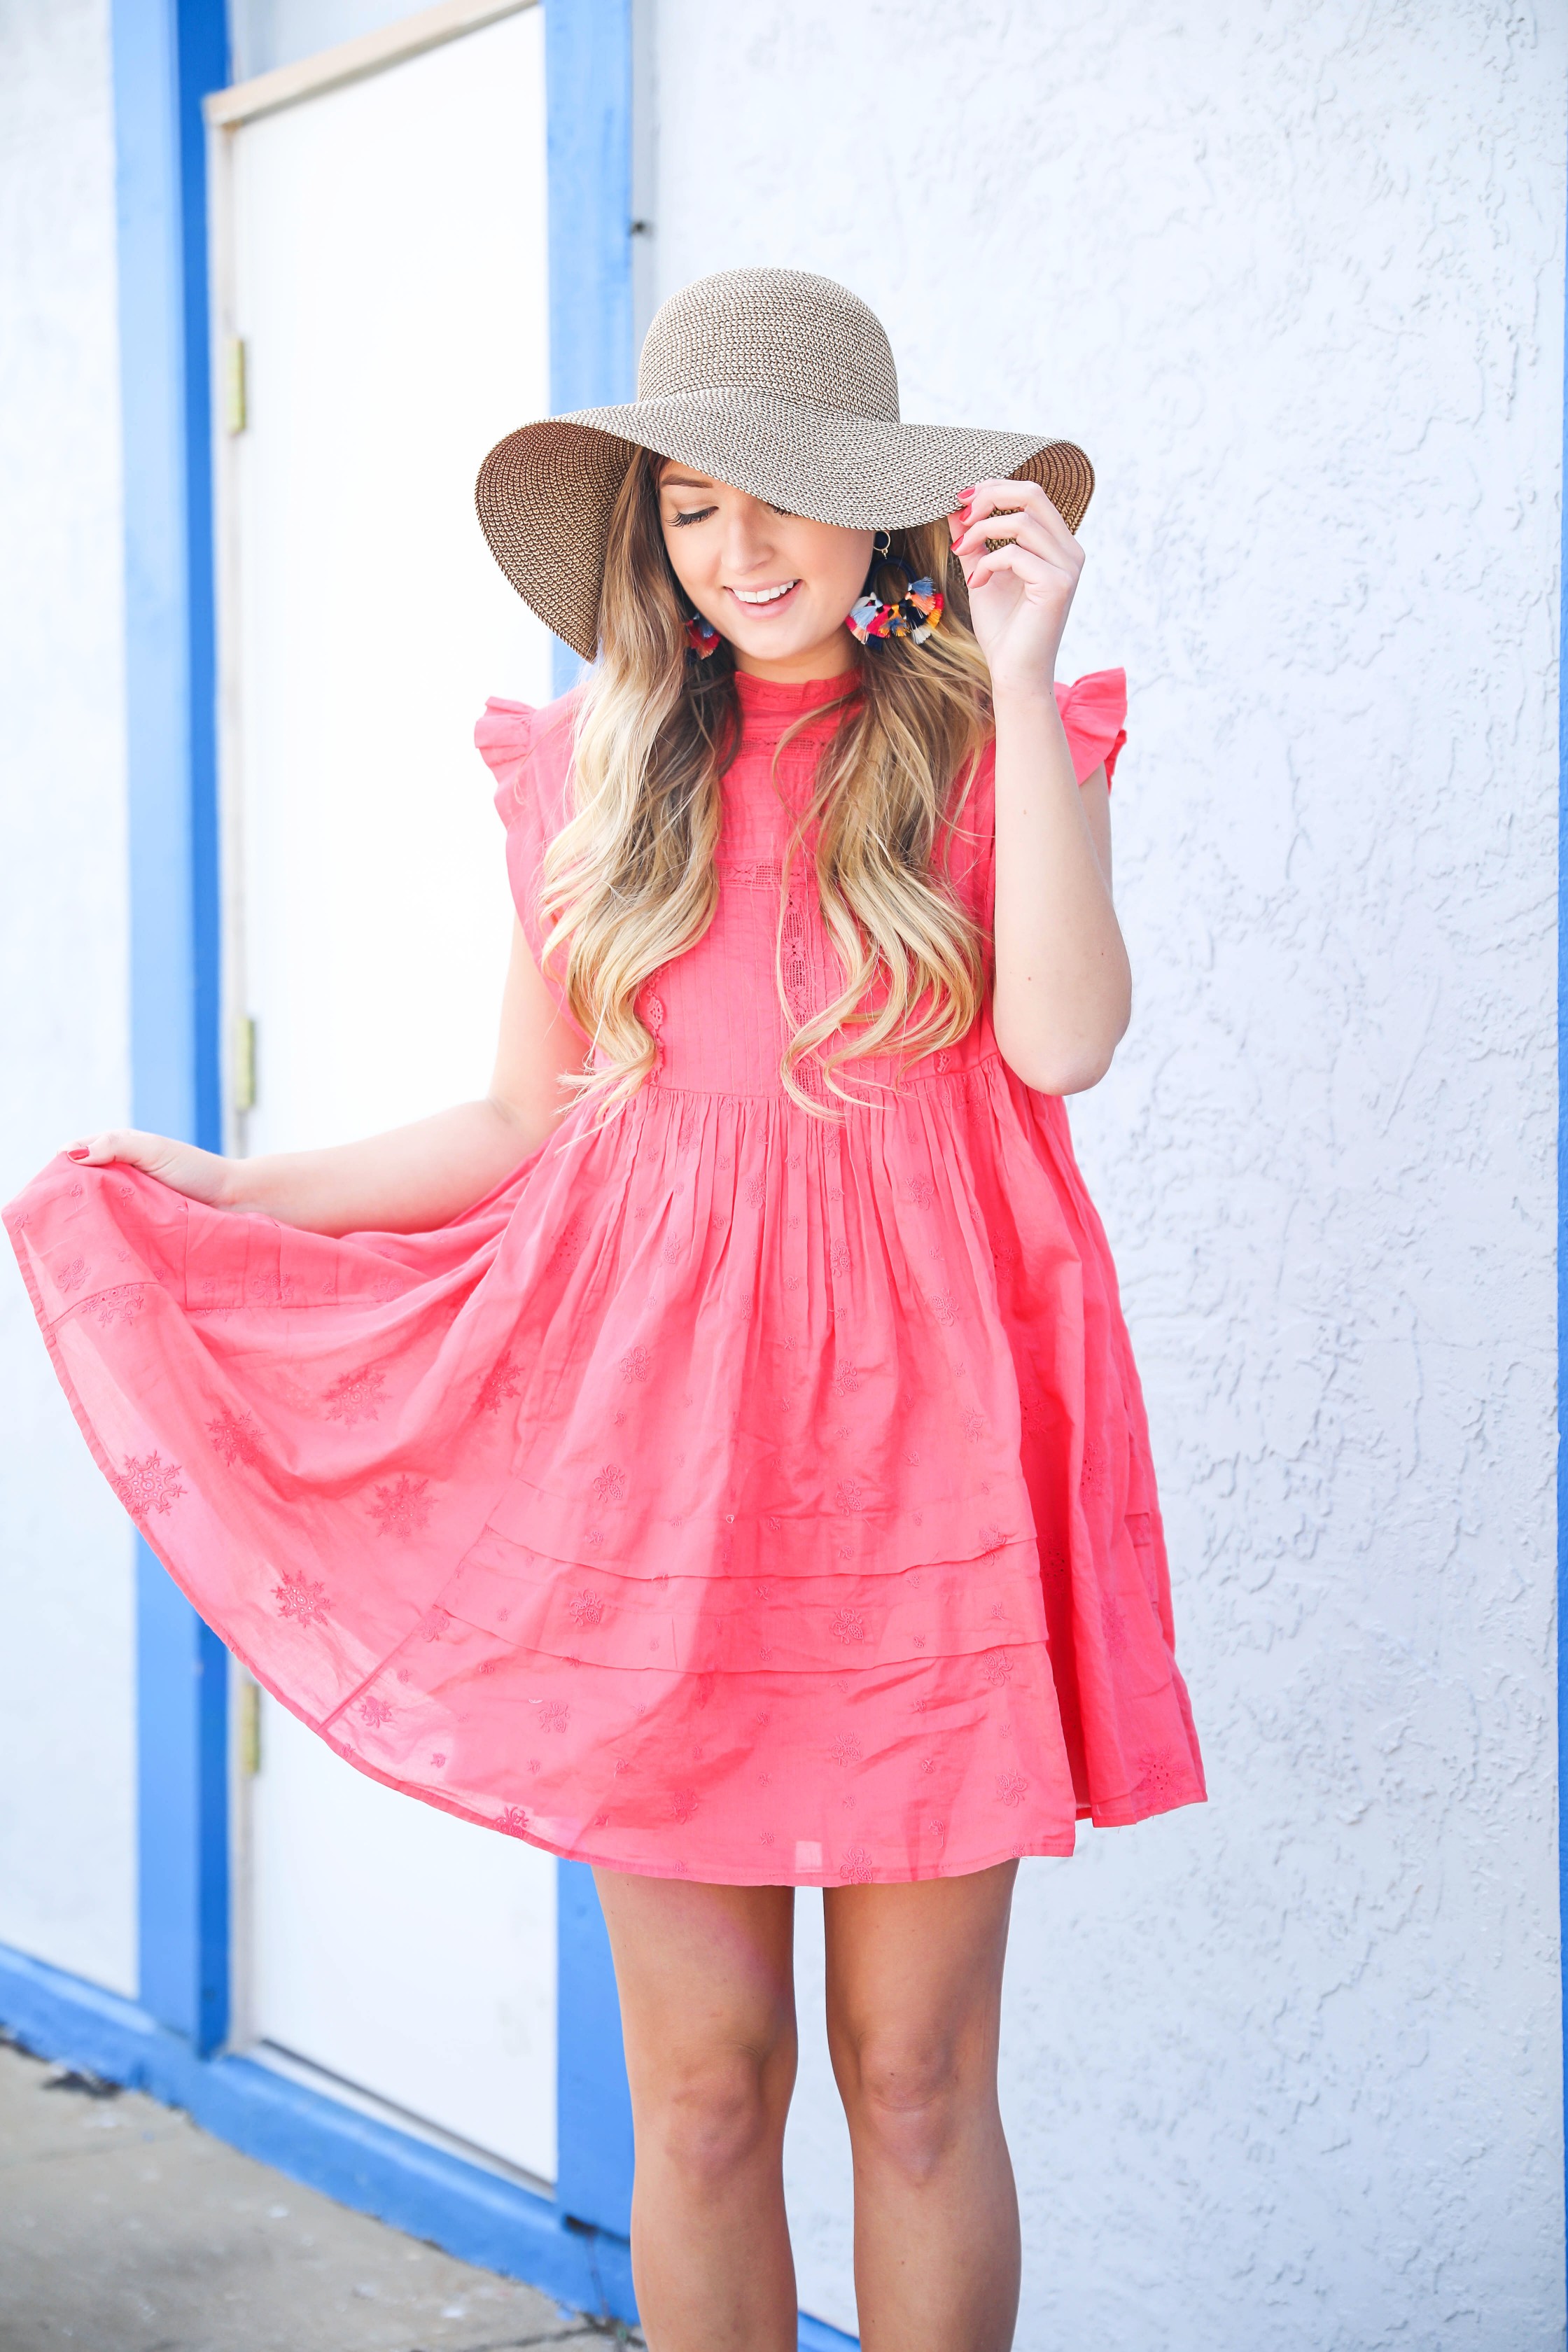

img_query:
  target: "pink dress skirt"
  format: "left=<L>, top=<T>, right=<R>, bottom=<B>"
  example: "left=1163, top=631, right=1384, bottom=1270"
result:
left=4, top=667, right=1205, bottom=1885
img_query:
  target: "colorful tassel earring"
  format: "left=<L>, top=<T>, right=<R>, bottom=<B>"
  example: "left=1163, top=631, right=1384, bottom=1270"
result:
left=685, top=608, right=720, bottom=657
left=847, top=531, right=944, bottom=646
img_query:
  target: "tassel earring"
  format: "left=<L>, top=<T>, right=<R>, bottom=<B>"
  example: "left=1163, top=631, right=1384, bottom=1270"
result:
left=685, top=608, right=720, bottom=657
left=847, top=531, right=944, bottom=646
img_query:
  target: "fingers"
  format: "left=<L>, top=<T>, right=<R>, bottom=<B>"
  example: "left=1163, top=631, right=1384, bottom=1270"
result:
left=950, top=479, right=1081, bottom=578
left=949, top=477, right=1068, bottom=541
left=966, top=542, right=1062, bottom=595
left=954, top=477, right=1070, bottom=538
left=63, top=1129, right=149, bottom=1168
left=953, top=513, right=1063, bottom=572
left=953, top=502, right=1077, bottom=565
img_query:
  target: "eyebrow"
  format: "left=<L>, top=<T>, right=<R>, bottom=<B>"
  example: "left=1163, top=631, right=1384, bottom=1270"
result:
left=659, top=475, right=717, bottom=494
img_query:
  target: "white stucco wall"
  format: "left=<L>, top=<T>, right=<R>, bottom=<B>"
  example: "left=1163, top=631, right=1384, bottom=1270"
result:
left=0, top=0, right=136, bottom=1994
left=651, top=4, right=1567, bottom=2345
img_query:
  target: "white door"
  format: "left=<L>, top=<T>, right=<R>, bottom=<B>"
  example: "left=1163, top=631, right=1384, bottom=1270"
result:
left=216, top=7, right=558, bottom=2180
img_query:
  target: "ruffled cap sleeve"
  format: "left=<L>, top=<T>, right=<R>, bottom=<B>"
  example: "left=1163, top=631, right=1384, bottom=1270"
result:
left=1056, top=667, right=1128, bottom=788
left=476, top=695, right=549, bottom=962
left=475, top=696, right=537, bottom=827
left=476, top=690, right=581, bottom=978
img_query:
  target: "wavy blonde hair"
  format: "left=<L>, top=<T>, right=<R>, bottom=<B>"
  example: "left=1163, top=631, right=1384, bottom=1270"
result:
left=538, top=448, right=993, bottom=1119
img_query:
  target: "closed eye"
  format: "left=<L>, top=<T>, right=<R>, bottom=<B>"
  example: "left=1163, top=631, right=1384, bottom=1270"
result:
left=668, top=502, right=790, bottom=524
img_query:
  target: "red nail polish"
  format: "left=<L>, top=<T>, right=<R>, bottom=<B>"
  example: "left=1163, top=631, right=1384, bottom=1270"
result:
left=65, top=1147, right=88, bottom=1161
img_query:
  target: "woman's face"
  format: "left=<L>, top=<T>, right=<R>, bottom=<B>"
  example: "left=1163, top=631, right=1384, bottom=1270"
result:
left=657, top=463, right=872, bottom=681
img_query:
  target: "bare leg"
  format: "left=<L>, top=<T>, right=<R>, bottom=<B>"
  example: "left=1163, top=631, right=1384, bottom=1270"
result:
left=594, top=1870, right=799, bottom=2352
left=825, top=1862, right=1021, bottom=2352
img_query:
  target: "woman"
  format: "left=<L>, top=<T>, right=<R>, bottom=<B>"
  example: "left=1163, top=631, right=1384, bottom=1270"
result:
left=7, top=267, right=1204, bottom=2351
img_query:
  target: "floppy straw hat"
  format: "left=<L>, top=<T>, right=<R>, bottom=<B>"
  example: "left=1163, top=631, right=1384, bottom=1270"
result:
left=475, top=266, right=1093, bottom=662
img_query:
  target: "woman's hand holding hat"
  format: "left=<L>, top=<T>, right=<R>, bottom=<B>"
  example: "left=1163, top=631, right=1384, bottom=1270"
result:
left=950, top=479, right=1085, bottom=702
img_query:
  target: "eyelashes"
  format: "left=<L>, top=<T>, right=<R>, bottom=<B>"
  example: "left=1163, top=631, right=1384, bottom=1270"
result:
left=667, top=503, right=790, bottom=527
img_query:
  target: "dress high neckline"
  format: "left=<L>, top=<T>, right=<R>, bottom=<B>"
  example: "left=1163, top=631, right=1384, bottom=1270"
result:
left=732, top=668, right=860, bottom=716
left=731, top=666, right=860, bottom=747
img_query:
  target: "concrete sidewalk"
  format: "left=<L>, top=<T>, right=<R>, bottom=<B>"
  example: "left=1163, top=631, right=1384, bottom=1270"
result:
left=0, top=2036, right=633, bottom=2352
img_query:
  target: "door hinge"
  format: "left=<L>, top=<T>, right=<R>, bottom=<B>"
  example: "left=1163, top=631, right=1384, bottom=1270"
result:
left=233, top=1014, right=257, bottom=1113
left=223, top=336, right=248, bottom=435
left=238, top=1677, right=262, bottom=1777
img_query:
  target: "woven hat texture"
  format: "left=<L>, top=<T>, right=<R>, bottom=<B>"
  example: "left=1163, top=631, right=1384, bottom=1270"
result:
left=476, top=267, right=1094, bottom=662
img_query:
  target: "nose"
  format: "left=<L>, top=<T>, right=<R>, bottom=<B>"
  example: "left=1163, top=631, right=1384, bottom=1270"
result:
left=720, top=496, right=780, bottom=580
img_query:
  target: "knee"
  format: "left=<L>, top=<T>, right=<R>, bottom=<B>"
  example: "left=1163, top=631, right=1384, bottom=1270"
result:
left=643, top=2043, right=790, bottom=2193
left=839, top=2030, right=970, bottom=2186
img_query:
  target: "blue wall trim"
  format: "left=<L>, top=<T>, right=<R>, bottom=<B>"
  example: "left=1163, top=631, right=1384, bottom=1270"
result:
left=112, top=0, right=225, bottom=1150
left=1, top=1946, right=849, bottom=2347
left=797, top=2318, right=860, bottom=2352
left=545, top=0, right=634, bottom=697
left=0, top=1943, right=634, bottom=2325
left=556, top=1858, right=636, bottom=2236
left=542, top=0, right=641, bottom=2276
left=110, top=0, right=231, bottom=2056
left=134, top=1543, right=230, bottom=2049
left=1558, top=141, right=1567, bottom=2330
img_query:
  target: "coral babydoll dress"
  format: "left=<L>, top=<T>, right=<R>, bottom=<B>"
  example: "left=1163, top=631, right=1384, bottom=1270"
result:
left=5, top=666, right=1204, bottom=1886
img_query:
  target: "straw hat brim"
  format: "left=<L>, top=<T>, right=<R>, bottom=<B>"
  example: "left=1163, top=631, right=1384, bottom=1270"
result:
left=475, top=391, right=1094, bottom=662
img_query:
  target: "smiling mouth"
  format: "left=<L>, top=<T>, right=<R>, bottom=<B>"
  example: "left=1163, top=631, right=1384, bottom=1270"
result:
left=729, top=580, right=799, bottom=607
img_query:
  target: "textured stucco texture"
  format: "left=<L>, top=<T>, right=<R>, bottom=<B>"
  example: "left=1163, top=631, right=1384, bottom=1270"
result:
left=0, top=0, right=136, bottom=1996
left=650, top=4, right=1567, bottom=2346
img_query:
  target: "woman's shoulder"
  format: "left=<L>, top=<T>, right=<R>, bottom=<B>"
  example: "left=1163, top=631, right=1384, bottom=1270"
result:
left=475, top=686, right=580, bottom=824
left=474, top=685, right=579, bottom=774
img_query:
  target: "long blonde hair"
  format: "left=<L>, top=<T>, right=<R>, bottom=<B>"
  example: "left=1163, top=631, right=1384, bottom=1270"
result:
left=538, top=449, right=993, bottom=1119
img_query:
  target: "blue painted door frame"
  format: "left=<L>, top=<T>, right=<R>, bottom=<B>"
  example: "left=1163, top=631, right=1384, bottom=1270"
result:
left=1558, top=147, right=1567, bottom=2316
left=546, top=0, right=634, bottom=708
left=111, top=0, right=230, bottom=2060
left=542, top=0, right=639, bottom=2241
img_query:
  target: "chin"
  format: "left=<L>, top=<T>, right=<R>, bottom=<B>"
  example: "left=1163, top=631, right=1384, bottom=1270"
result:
left=732, top=629, right=824, bottom=662
left=734, top=615, right=846, bottom=664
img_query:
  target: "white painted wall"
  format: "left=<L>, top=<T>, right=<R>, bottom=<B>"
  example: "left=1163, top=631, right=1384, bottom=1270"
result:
left=650, top=4, right=1567, bottom=2344
left=0, top=0, right=136, bottom=1996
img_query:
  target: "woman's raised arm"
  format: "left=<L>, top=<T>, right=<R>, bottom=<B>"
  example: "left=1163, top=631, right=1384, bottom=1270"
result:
left=951, top=478, right=1132, bottom=1096
left=64, top=920, right=587, bottom=1236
